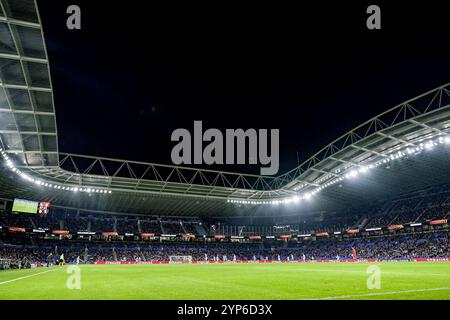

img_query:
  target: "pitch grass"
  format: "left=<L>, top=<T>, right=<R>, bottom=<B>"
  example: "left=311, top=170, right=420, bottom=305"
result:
left=1, top=262, right=450, bottom=300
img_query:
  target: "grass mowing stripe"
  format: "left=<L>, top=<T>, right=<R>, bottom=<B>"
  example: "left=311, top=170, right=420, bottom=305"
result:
left=307, top=286, right=450, bottom=300
left=1, top=262, right=450, bottom=299
left=252, top=266, right=450, bottom=277
left=0, top=267, right=60, bottom=285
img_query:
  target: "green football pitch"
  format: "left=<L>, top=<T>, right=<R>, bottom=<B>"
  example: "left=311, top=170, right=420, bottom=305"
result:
left=1, top=262, right=450, bottom=300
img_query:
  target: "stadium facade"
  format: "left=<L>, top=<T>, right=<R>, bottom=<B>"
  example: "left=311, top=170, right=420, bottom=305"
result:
left=0, top=0, right=450, bottom=221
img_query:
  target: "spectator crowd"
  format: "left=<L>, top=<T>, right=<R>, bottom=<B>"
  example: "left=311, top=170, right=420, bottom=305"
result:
left=1, top=230, right=448, bottom=269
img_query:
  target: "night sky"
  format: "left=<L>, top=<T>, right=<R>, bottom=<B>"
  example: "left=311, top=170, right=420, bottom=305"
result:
left=37, top=1, right=450, bottom=175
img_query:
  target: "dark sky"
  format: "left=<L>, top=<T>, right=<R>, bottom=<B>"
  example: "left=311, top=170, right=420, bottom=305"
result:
left=37, top=1, right=450, bottom=175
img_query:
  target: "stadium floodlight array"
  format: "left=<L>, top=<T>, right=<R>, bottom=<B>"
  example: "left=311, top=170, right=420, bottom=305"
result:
left=0, top=148, right=112, bottom=195
left=227, top=134, right=450, bottom=206
left=1, top=133, right=449, bottom=201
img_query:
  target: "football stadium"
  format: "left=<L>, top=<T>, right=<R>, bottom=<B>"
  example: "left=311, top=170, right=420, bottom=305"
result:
left=0, top=1, right=450, bottom=301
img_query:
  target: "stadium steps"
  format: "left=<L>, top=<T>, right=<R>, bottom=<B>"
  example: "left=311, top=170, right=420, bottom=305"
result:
left=139, top=249, right=145, bottom=261
left=29, top=217, right=37, bottom=229
left=358, top=217, right=369, bottom=229
left=388, top=212, right=402, bottom=225
left=380, top=200, right=398, bottom=214
left=443, top=196, right=450, bottom=207
left=414, top=199, right=425, bottom=210
left=180, top=222, right=188, bottom=234
left=194, top=224, right=207, bottom=236
left=414, top=211, right=426, bottom=222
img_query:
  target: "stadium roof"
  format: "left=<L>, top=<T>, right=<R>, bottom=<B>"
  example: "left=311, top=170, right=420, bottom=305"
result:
left=0, top=0, right=57, bottom=166
left=0, top=0, right=450, bottom=217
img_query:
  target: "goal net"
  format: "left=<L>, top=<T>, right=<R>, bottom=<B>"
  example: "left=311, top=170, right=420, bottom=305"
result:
left=169, top=256, right=192, bottom=264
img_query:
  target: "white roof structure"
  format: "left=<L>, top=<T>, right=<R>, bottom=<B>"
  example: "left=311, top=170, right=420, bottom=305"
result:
left=0, top=0, right=450, bottom=216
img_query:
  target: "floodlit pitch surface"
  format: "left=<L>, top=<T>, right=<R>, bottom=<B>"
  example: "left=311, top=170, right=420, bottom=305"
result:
left=1, top=262, right=450, bottom=300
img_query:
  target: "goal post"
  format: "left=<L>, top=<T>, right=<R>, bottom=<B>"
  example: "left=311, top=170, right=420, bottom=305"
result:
left=169, top=255, right=192, bottom=264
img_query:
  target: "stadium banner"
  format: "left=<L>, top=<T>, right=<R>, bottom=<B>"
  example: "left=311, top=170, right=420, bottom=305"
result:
left=409, top=223, right=422, bottom=227
left=429, top=219, right=448, bottom=225
left=33, top=229, right=46, bottom=233
left=278, top=235, right=292, bottom=239
left=365, top=227, right=382, bottom=232
left=102, top=232, right=119, bottom=237
left=8, top=227, right=26, bottom=233
left=52, top=230, right=70, bottom=235
left=140, top=233, right=155, bottom=238
left=414, top=258, right=450, bottom=262
left=315, top=232, right=329, bottom=237
left=387, top=224, right=404, bottom=230
left=91, top=258, right=450, bottom=265
left=95, top=261, right=170, bottom=265
left=248, top=236, right=262, bottom=240
left=212, top=235, right=225, bottom=239
left=77, top=231, right=96, bottom=235
left=179, top=233, right=195, bottom=239
left=346, top=229, right=359, bottom=234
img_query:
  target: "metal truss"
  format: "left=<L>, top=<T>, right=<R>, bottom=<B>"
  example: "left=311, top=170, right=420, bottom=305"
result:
left=8, top=83, right=450, bottom=202
left=274, top=83, right=450, bottom=193
left=1, top=1, right=450, bottom=204
left=0, top=0, right=58, bottom=168
left=57, top=153, right=280, bottom=194
left=5, top=84, right=450, bottom=200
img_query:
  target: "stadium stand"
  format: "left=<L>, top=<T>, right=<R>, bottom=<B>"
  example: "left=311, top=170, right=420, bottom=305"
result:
left=0, top=230, right=448, bottom=269
left=0, top=0, right=449, bottom=271
left=139, top=219, right=163, bottom=234
left=0, top=184, right=449, bottom=238
left=1, top=183, right=449, bottom=269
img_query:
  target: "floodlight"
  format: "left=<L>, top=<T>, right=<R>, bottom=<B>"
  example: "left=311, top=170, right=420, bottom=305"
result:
left=359, top=166, right=369, bottom=174
left=424, top=141, right=434, bottom=149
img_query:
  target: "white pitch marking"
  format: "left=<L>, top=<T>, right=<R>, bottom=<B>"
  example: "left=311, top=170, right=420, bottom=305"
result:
left=253, top=265, right=450, bottom=277
left=306, top=287, right=450, bottom=300
left=0, top=267, right=60, bottom=285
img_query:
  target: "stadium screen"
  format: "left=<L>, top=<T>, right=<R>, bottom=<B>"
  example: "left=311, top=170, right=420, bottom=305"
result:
left=12, top=199, right=39, bottom=214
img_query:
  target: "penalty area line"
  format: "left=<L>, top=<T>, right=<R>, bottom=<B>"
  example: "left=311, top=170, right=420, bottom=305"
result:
left=0, top=267, right=60, bottom=286
left=303, top=286, right=450, bottom=300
